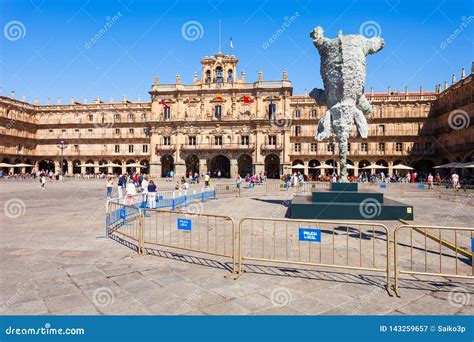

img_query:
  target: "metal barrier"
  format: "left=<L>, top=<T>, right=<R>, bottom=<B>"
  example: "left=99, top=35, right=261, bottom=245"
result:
left=393, top=224, right=474, bottom=296
left=238, top=217, right=392, bottom=292
left=142, top=208, right=236, bottom=273
left=106, top=201, right=144, bottom=253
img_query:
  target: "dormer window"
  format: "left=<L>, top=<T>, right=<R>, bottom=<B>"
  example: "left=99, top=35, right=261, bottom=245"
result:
left=227, top=69, right=233, bottom=83
left=205, top=70, right=211, bottom=84
left=216, top=66, right=223, bottom=83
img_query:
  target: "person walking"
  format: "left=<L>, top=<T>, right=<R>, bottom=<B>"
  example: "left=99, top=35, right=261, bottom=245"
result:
left=39, top=172, right=46, bottom=190
left=204, top=173, right=210, bottom=187
left=117, top=174, right=126, bottom=200
left=452, top=172, right=459, bottom=191
left=147, top=180, right=157, bottom=208
left=106, top=176, right=113, bottom=198
left=141, top=175, right=149, bottom=206
left=126, top=179, right=137, bottom=205
left=427, top=173, right=434, bottom=189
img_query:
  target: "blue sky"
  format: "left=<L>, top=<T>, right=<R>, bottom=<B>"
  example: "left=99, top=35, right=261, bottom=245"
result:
left=0, top=0, right=473, bottom=103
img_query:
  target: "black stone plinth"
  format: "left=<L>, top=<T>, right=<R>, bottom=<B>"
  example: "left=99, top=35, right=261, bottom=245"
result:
left=290, top=183, right=414, bottom=221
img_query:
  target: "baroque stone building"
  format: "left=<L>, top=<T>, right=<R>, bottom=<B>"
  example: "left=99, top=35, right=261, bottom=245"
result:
left=0, top=53, right=472, bottom=178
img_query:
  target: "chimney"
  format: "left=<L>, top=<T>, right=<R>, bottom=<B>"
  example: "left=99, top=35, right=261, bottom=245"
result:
left=471, top=61, right=474, bottom=74
left=419, top=85, right=423, bottom=94
left=404, top=86, right=408, bottom=95
left=175, top=74, right=181, bottom=84
left=22, top=95, right=26, bottom=102
left=193, top=72, right=198, bottom=83
left=444, top=80, right=448, bottom=90
left=47, top=97, right=50, bottom=105
left=137, top=95, right=141, bottom=102
left=370, top=87, right=374, bottom=95
left=241, top=70, right=246, bottom=83
left=83, top=97, right=88, bottom=104
left=34, top=97, right=39, bottom=105
left=57, top=97, right=61, bottom=105
left=387, top=86, right=390, bottom=94
left=70, top=97, right=75, bottom=104
left=10, top=90, right=15, bottom=99
left=283, top=69, right=288, bottom=80
left=452, top=73, right=456, bottom=84
left=461, top=67, right=466, bottom=79
left=153, top=74, right=158, bottom=86
left=258, top=70, right=263, bottom=81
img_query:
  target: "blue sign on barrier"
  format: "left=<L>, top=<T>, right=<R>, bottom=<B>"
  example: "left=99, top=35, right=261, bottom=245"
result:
left=158, top=195, right=163, bottom=201
left=299, top=228, right=321, bottom=242
left=418, top=184, right=425, bottom=189
left=380, top=184, right=387, bottom=189
left=177, top=218, right=192, bottom=230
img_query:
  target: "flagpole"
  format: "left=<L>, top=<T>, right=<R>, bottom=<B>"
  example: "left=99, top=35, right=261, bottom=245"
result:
left=218, top=19, right=221, bottom=53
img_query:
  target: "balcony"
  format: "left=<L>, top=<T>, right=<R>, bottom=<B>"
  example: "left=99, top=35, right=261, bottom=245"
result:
left=181, top=143, right=255, bottom=151
left=155, top=144, right=177, bottom=152
left=260, top=143, right=283, bottom=151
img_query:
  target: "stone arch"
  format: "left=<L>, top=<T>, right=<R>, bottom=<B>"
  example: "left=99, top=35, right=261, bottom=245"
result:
left=72, top=160, right=81, bottom=174
left=265, top=154, right=280, bottom=179
left=238, top=154, right=253, bottom=177
left=99, top=159, right=108, bottom=174
left=140, top=159, right=149, bottom=174
left=161, top=155, right=174, bottom=177
left=185, top=154, right=199, bottom=175
left=308, top=159, right=320, bottom=179
left=209, top=155, right=230, bottom=178
left=112, top=159, right=122, bottom=175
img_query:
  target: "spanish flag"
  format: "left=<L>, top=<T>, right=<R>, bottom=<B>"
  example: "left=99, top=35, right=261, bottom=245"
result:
left=215, top=94, right=223, bottom=100
left=243, top=96, right=253, bottom=104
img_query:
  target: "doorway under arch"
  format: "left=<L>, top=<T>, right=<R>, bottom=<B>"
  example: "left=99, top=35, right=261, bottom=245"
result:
left=209, top=155, right=230, bottom=178
left=185, top=155, right=199, bottom=175
left=238, top=154, right=253, bottom=177
left=265, top=154, right=280, bottom=179
left=161, top=155, right=174, bottom=177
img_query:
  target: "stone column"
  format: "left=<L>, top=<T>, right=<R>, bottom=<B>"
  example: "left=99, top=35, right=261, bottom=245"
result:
left=388, top=160, right=394, bottom=178
left=304, top=160, right=309, bottom=176
left=94, top=164, right=100, bottom=174
left=230, top=159, right=238, bottom=178
left=197, top=158, right=206, bottom=176
left=175, top=163, right=186, bottom=177
left=54, top=160, right=60, bottom=173
left=67, top=161, right=73, bottom=176
left=150, top=163, right=161, bottom=178
left=121, top=161, right=126, bottom=175
left=354, top=161, right=359, bottom=177
left=254, top=163, right=264, bottom=175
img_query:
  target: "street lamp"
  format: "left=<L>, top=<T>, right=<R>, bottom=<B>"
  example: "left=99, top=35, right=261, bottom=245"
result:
left=56, top=140, right=68, bottom=176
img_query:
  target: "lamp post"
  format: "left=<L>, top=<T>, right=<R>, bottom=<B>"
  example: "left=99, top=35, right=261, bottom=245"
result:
left=56, top=140, right=68, bottom=176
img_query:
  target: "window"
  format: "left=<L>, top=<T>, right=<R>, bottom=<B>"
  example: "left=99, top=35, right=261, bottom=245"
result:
left=188, top=136, right=196, bottom=146
left=128, top=145, right=134, bottom=153
left=142, top=145, right=148, bottom=153
left=143, top=128, right=148, bottom=135
left=205, top=70, right=211, bottom=83
left=347, top=143, right=351, bottom=152
left=268, top=135, right=277, bottom=145
left=327, top=143, right=334, bottom=152
left=88, top=128, right=93, bottom=132
left=295, top=126, right=301, bottom=136
left=425, top=142, right=432, bottom=150
left=215, top=105, right=222, bottom=120
left=114, top=114, right=120, bottom=121
left=61, top=129, right=66, bottom=133
left=17, top=144, right=22, bottom=152
left=214, top=136, right=223, bottom=146
left=115, top=128, right=120, bottom=134
left=163, top=136, right=171, bottom=145
left=216, top=67, right=223, bottom=83
left=310, top=142, right=317, bottom=152
left=227, top=70, right=233, bottom=83
left=414, top=142, right=420, bottom=151
left=295, top=109, right=301, bottom=118
left=88, top=115, right=93, bottom=121
left=361, top=143, right=368, bottom=152
left=268, top=102, right=276, bottom=119
left=241, top=135, right=249, bottom=145
left=294, top=143, right=301, bottom=152
left=310, top=109, right=317, bottom=118
left=396, top=142, right=403, bottom=152
left=75, top=129, right=79, bottom=132
left=164, top=107, right=171, bottom=119
left=74, top=145, right=80, bottom=152
left=48, top=129, right=53, bottom=133
left=114, top=145, right=120, bottom=153
left=142, top=113, right=147, bottom=120
left=378, top=142, right=385, bottom=152
left=129, top=128, right=134, bottom=134
left=378, top=125, right=385, bottom=135
left=128, top=113, right=135, bottom=121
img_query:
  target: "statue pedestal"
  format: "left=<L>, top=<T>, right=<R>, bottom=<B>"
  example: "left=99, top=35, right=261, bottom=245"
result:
left=290, top=183, right=413, bottom=221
